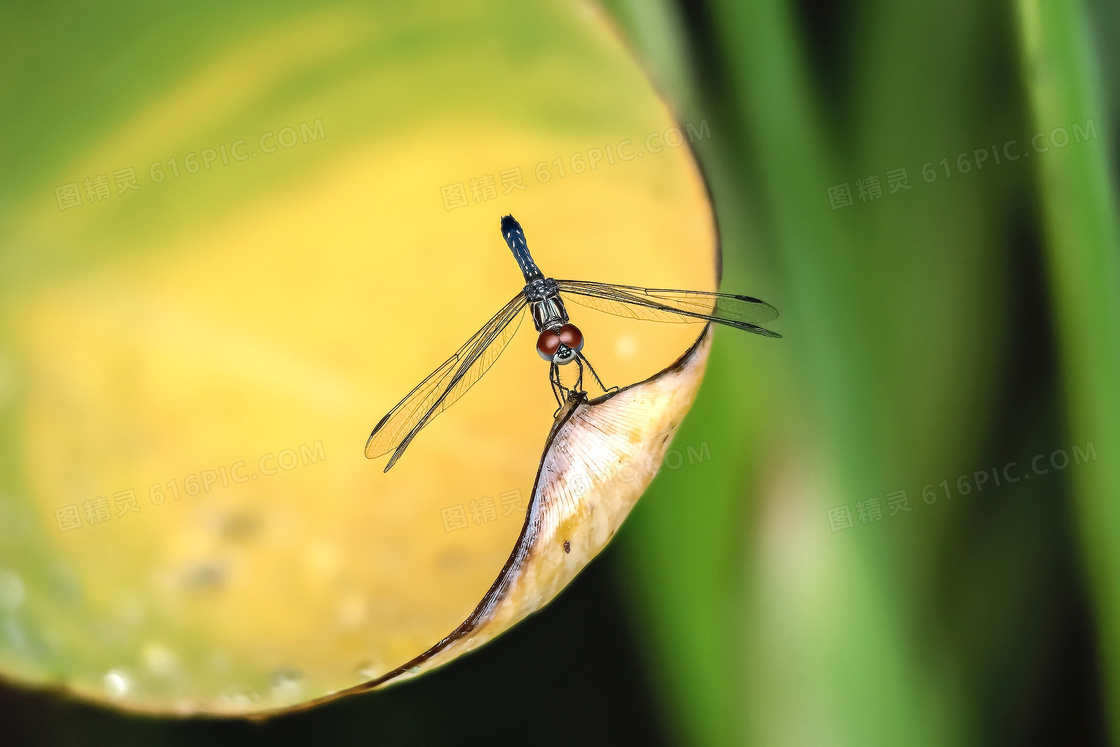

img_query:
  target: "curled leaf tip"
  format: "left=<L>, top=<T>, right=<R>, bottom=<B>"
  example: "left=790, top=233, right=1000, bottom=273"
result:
left=362, top=327, right=713, bottom=692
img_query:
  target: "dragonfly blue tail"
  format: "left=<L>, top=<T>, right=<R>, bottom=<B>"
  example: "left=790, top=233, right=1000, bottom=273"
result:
left=500, top=215, right=543, bottom=282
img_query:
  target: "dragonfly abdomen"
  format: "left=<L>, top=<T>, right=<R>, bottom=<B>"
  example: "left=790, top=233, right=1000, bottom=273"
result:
left=501, top=214, right=544, bottom=282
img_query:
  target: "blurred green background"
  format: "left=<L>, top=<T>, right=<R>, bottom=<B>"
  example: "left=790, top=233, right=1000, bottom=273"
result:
left=2, top=0, right=1119, bottom=744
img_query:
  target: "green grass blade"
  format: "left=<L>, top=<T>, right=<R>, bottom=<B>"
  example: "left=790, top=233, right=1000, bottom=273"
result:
left=1015, top=0, right=1120, bottom=735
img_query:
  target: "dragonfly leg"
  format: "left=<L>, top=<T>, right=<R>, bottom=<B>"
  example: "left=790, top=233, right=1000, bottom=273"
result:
left=549, top=362, right=566, bottom=408
left=576, top=352, right=614, bottom=395
left=573, top=356, right=586, bottom=393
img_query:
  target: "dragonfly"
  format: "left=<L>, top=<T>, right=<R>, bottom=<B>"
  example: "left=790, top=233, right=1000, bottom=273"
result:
left=366, top=215, right=780, bottom=471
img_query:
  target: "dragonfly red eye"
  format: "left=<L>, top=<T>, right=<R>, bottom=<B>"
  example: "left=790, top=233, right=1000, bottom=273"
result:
left=537, top=329, right=561, bottom=360
left=558, top=323, right=583, bottom=351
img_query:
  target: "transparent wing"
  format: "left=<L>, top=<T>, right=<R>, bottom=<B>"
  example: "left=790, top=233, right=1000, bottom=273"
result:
left=367, top=292, right=528, bottom=470
left=555, top=280, right=781, bottom=338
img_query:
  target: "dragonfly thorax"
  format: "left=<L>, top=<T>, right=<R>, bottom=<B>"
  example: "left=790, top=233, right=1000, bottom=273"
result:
left=525, top=278, right=570, bottom=332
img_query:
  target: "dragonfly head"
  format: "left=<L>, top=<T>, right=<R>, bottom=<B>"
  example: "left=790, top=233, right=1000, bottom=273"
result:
left=537, top=323, right=584, bottom=364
